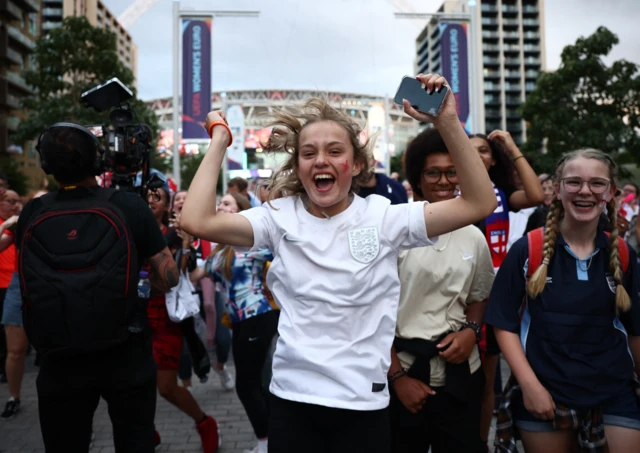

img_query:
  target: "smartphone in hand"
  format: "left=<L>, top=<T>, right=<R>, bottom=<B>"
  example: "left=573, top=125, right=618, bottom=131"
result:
left=393, top=76, right=449, bottom=116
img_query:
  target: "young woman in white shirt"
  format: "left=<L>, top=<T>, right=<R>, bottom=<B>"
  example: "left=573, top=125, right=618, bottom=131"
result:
left=181, top=74, right=498, bottom=453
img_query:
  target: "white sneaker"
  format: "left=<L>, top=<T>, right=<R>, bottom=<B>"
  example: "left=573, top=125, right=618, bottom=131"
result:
left=214, top=365, right=235, bottom=390
left=244, top=443, right=267, bottom=453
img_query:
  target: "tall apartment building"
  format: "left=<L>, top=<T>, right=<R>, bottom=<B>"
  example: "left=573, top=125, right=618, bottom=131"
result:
left=415, top=0, right=546, bottom=143
left=0, top=0, right=41, bottom=183
left=42, top=0, right=138, bottom=80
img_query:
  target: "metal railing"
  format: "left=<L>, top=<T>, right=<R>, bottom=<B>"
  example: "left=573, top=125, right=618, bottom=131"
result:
left=5, top=93, right=20, bottom=109
left=7, top=25, right=35, bottom=50
left=5, top=70, right=31, bottom=92
left=42, top=8, right=63, bottom=16
left=5, top=47, right=22, bottom=65
left=42, top=22, right=62, bottom=31
left=3, top=0, right=22, bottom=20
left=504, top=71, right=521, bottom=78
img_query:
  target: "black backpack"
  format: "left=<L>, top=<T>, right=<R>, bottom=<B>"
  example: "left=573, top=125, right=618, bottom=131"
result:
left=19, top=188, right=139, bottom=355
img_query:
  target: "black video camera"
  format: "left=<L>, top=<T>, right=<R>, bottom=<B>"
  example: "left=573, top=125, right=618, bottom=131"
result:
left=81, top=78, right=164, bottom=198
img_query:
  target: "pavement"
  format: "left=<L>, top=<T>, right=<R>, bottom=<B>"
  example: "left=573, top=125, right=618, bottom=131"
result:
left=0, top=353, right=257, bottom=453
left=0, top=353, right=509, bottom=453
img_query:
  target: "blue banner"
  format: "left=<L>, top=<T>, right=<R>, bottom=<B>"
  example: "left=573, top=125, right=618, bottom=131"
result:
left=182, top=18, right=212, bottom=139
left=440, top=22, right=471, bottom=133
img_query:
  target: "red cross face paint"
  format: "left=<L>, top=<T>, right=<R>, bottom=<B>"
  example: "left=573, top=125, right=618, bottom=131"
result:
left=296, top=121, right=358, bottom=218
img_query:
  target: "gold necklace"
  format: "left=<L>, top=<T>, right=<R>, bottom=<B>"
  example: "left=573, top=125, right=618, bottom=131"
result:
left=433, top=232, right=452, bottom=252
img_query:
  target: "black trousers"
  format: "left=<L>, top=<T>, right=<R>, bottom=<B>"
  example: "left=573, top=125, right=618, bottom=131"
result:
left=269, top=394, right=391, bottom=453
left=36, top=333, right=157, bottom=453
left=390, top=367, right=486, bottom=453
left=232, top=310, right=279, bottom=439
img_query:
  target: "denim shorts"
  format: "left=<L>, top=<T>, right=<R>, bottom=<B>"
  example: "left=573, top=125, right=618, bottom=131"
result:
left=1, top=272, right=22, bottom=327
left=513, top=386, right=640, bottom=432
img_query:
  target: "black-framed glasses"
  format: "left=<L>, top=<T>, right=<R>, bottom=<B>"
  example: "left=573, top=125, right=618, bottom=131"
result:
left=561, top=177, right=610, bottom=194
left=146, top=190, right=162, bottom=203
left=423, top=169, right=458, bottom=184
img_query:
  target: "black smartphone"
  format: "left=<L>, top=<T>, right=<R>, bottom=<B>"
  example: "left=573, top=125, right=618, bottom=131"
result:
left=393, top=76, right=449, bottom=116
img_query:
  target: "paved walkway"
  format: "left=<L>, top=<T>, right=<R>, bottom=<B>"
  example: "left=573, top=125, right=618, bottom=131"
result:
left=0, top=354, right=507, bottom=453
left=0, top=354, right=256, bottom=453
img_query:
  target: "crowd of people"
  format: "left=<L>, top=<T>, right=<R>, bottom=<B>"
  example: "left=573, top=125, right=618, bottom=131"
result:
left=1, top=72, right=640, bottom=453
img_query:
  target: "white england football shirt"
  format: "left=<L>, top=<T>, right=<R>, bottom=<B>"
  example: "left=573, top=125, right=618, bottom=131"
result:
left=238, top=194, right=434, bottom=410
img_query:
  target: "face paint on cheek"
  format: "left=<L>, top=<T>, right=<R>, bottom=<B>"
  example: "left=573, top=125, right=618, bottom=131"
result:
left=340, top=160, right=350, bottom=173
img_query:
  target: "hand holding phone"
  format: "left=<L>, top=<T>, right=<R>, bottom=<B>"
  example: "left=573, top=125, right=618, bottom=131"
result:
left=395, top=74, right=456, bottom=125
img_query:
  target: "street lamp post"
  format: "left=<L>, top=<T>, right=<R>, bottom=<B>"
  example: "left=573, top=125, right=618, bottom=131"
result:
left=171, top=0, right=259, bottom=190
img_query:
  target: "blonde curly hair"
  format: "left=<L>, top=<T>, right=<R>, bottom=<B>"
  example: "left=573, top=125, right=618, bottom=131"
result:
left=262, top=98, right=374, bottom=204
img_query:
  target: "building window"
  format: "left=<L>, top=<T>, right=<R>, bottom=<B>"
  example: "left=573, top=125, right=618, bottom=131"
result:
left=28, top=13, right=38, bottom=36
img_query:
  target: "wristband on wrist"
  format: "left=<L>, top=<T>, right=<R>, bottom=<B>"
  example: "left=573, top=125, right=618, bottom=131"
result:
left=461, top=321, right=482, bottom=343
left=207, top=121, right=233, bottom=147
left=512, top=155, right=525, bottom=163
left=182, top=248, right=191, bottom=254
left=388, top=368, right=407, bottom=384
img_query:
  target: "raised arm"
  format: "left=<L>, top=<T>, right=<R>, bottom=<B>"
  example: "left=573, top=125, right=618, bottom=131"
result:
left=0, top=215, right=18, bottom=252
left=0, top=233, right=13, bottom=253
left=488, top=130, right=544, bottom=210
left=403, top=74, right=497, bottom=238
left=180, top=110, right=255, bottom=247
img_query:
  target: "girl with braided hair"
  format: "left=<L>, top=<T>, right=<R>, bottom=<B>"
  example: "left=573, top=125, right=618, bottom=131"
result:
left=485, top=149, right=640, bottom=453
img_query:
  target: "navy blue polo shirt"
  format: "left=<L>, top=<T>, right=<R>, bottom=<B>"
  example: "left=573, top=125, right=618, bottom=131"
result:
left=485, top=228, right=640, bottom=409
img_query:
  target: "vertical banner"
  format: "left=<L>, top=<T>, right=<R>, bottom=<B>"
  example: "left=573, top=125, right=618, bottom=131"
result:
left=367, top=104, right=387, bottom=171
left=225, top=105, right=245, bottom=170
left=440, top=21, right=471, bottom=133
left=182, top=18, right=212, bottom=139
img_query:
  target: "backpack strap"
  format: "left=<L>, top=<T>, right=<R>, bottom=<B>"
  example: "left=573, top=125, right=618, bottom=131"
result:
left=618, top=237, right=630, bottom=274
left=527, top=227, right=545, bottom=279
left=604, top=232, right=630, bottom=274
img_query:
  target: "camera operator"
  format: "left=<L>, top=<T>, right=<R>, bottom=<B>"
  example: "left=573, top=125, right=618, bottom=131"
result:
left=15, top=124, right=179, bottom=452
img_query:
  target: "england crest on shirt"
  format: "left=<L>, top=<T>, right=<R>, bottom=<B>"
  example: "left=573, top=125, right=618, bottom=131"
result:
left=606, top=274, right=617, bottom=294
left=348, top=227, right=380, bottom=264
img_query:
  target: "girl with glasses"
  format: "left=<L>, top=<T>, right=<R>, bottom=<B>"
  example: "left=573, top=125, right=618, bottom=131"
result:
left=486, top=149, right=640, bottom=453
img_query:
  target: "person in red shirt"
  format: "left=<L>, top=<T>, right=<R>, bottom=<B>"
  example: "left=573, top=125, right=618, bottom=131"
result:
left=147, top=187, right=220, bottom=452
left=0, top=189, right=20, bottom=384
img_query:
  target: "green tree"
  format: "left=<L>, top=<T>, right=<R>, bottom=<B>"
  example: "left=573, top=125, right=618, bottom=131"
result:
left=390, top=152, right=405, bottom=180
left=0, top=157, right=29, bottom=196
left=520, top=27, right=640, bottom=172
left=14, top=17, right=163, bottom=170
left=180, top=151, right=222, bottom=193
